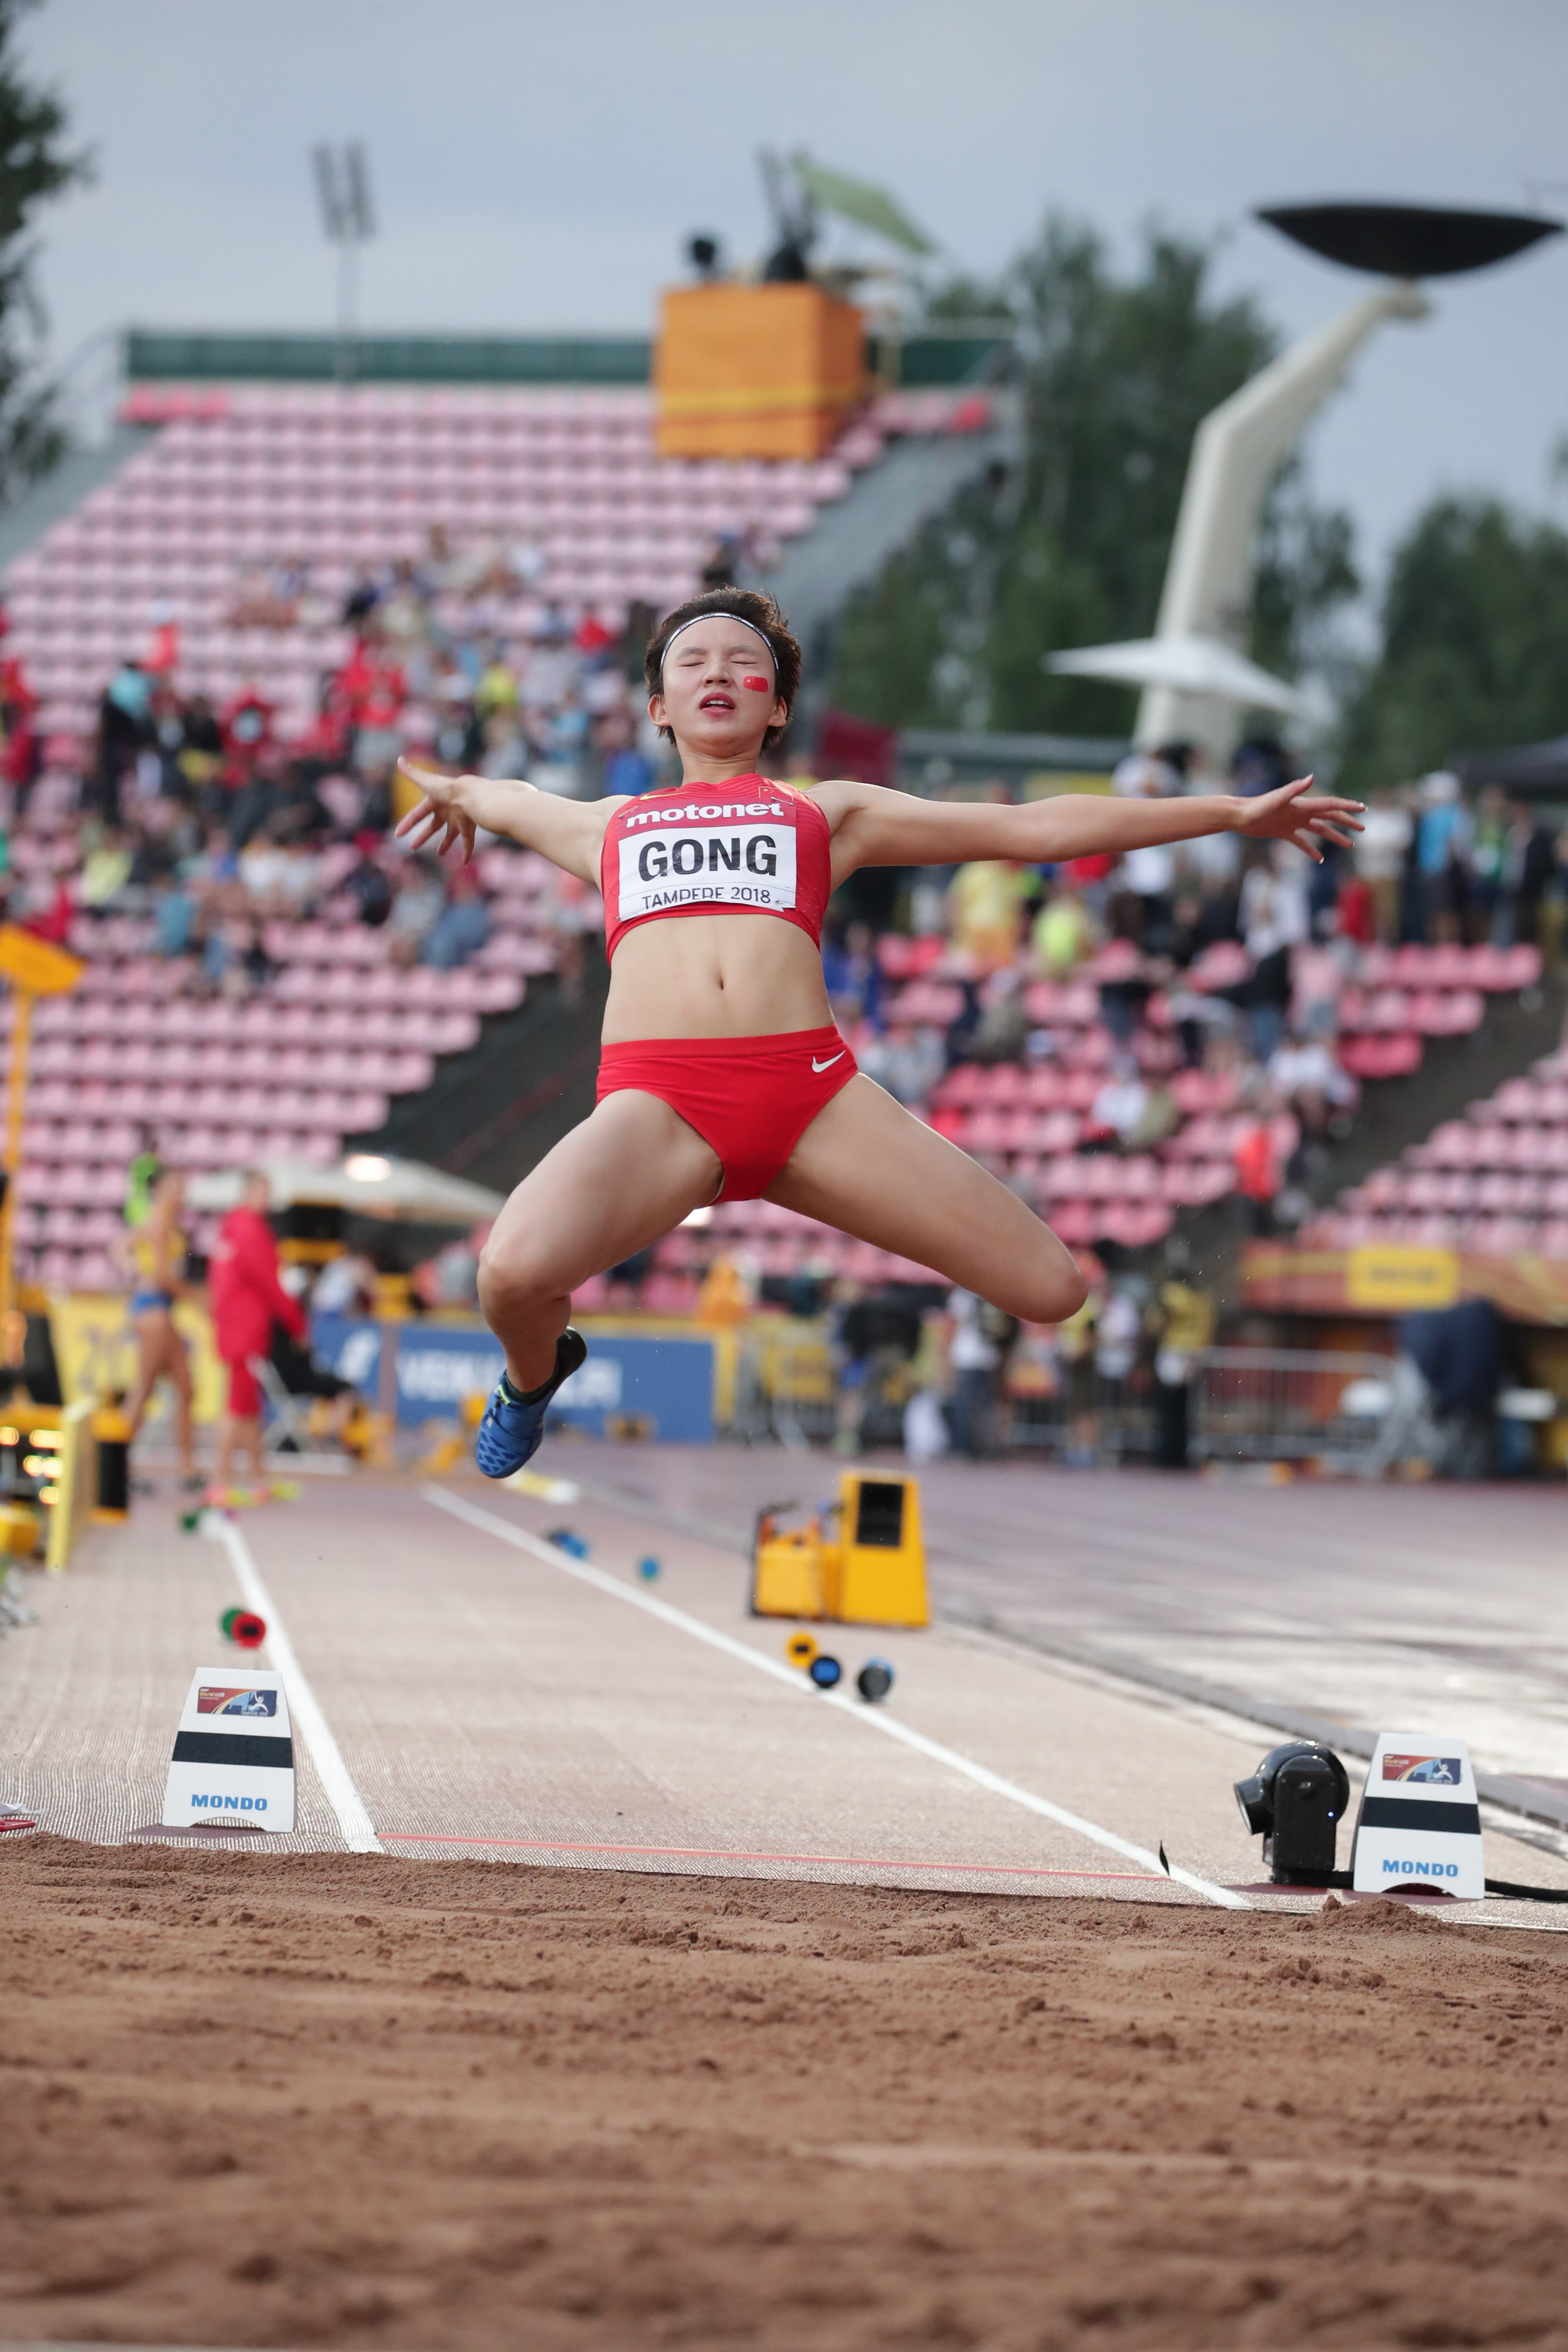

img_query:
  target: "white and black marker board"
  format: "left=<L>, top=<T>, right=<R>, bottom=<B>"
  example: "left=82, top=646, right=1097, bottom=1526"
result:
left=1350, top=1731, right=1482, bottom=1899
left=161, top=1666, right=295, bottom=1832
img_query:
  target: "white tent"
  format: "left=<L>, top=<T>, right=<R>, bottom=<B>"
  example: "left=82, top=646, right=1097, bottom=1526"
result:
left=1045, top=632, right=1309, bottom=717
left=186, top=1154, right=504, bottom=1226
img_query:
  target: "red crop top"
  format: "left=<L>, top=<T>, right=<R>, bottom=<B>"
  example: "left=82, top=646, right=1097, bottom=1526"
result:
left=599, top=776, right=833, bottom=961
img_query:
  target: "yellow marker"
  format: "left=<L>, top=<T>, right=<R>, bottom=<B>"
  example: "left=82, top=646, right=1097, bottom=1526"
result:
left=751, top=1474, right=930, bottom=1630
left=820, top=1472, right=930, bottom=1629
left=785, top=1631, right=818, bottom=1669
left=507, top=1468, right=581, bottom=1505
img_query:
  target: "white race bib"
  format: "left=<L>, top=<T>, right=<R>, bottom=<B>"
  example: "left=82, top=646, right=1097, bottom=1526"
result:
left=616, top=816, right=797, bottom=924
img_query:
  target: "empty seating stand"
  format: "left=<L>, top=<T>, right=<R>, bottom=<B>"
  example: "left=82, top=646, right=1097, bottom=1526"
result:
left=2, top=383, right=985, bottom=741
left=0, top=859, right=561, bottom=1290
left=0, top=376, right=992, bottom=1295
left=1306, top=1043, right=1568, bottom=1260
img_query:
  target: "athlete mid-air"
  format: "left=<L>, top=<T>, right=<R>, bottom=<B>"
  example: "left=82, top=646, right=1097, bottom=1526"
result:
left=395, top=587, right=1362, bottom=1476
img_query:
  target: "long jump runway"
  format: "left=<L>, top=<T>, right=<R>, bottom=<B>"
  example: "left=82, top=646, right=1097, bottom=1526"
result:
left=4, top=1464, right=1567, bottom=1921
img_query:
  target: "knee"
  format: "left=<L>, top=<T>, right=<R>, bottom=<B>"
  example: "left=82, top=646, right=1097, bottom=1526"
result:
left=477, top=1233, right=567, bottom=1325
left=1011, top=1255, right=1089, bottom=1328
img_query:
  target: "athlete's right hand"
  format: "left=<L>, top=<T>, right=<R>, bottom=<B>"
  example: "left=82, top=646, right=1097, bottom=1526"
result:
left=394, top=758, right=477, bottom=864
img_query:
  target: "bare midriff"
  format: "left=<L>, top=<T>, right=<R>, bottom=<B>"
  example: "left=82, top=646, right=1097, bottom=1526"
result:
left=601, top=913, right=835, bottom=1043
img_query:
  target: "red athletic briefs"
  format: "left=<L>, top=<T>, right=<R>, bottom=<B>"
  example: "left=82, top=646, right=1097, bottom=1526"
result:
left=596, top=1025, right=858, bottom=1202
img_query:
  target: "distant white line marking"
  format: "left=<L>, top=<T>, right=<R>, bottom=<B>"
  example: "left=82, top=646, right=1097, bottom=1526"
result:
left=211, top=1514, right=382, bottom=1855
left=422, top=1483, right=1248, bottom=1910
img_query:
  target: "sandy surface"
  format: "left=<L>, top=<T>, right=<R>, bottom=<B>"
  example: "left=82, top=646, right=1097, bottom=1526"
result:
left=3, top=1836, right=1567, bottom=2351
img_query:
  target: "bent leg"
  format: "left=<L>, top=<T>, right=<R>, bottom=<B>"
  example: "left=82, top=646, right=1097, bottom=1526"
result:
left=768, top=1075, right=1088, bottom=1325
left=479, top=1091, right=723, bottom=1389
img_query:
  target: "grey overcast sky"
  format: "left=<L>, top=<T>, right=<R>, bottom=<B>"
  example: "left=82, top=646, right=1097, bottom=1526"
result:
left=18, top=0, right=1568, bottom=599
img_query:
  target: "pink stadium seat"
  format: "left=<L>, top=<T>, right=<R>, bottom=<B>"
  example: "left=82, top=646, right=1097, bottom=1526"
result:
left=1463, top=1215, right=1535, bottom=1256
left=1474, top=1172, right=1533, bottom=1215
left=974, top=1064, right=1023, bottom=1107
left=1409, top=988, right=1484, bottom=1036
left=1048, top=1200, right=1096, bottom=1247
left=1508, top=1127, right=1559, bottom=1171
left=1101, top=1205, right=1173, bottom=1249
left=1034, top=1111, right=1082, bottom=1154
left=1339, top=1033, right=1422, bottom=1080
left=1039, top=1156, right=1088, bottom=1200
left=1162, top=1162, right=1233, bottom=1208
left=962, top=1110, right=1009, bottom=1155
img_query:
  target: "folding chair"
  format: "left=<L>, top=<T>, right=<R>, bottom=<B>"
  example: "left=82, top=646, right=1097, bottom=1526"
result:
left=248, top=1354, right=326, bottom=1455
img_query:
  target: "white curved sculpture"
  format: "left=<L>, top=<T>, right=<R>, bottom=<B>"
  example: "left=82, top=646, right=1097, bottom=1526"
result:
left=1136, top=279, right=1428, bottom=756
left=1048, top=279, right=1429, bottom=765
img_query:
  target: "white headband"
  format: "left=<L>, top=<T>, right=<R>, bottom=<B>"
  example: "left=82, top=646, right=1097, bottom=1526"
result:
left=659, top=612, right=777, bottom=674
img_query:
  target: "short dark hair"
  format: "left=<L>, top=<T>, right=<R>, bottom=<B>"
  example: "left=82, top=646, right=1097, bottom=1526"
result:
left=643, top=587, right=802, bottom=752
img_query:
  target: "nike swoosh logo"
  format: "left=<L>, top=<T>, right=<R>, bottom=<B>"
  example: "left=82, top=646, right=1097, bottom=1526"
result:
left=811, top=1052, right=846, bottom=1073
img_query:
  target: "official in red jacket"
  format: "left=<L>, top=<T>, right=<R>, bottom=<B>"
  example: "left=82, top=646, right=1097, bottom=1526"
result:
left=209, top=1171, right=306, bottom=1488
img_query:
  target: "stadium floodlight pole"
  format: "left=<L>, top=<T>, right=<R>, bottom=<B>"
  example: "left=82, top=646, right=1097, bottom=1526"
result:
left=312, top=142, right=376, bottom=385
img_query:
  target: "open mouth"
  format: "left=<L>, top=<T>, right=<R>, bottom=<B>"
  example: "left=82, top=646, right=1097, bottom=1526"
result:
left=698, top=691, right=735, bottom=711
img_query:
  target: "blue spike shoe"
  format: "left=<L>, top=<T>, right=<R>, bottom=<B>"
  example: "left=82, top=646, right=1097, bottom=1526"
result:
left=474, top=1329, right=588, bottom=1479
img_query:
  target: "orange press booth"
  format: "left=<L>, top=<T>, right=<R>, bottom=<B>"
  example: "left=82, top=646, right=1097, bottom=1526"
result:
left=654, top=283, right=865, bottom=462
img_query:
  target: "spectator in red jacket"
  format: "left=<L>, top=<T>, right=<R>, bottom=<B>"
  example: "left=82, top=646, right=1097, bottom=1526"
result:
left=209, top=1171, right=305, bottom=1491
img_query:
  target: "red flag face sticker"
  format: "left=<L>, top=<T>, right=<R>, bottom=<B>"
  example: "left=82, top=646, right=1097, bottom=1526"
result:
left=742, top=674, right=772, bottom=692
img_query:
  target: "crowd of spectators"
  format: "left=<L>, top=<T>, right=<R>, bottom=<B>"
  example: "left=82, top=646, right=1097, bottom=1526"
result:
left=0, top=545, right=673, bottom=994
left=0, top=556, right=1559, bottom=1474
left=818, top=744, right=1562, bottom=1247
left=765, top=741, right=1564, bottom=1469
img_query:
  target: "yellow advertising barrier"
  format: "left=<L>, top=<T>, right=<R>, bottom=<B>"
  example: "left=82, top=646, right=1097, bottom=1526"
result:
left=45, top=1397, right=98, bottom=1571
left=1344, top=1246, right=1460, bottom=1314
left=48, top=1292, right=227, bottom=1423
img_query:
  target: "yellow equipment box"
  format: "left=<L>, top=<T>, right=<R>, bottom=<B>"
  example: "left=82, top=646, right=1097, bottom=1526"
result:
left=751, top=1502, right=827, bottom=1620
left=749, top=1471, right=928, bottom=1628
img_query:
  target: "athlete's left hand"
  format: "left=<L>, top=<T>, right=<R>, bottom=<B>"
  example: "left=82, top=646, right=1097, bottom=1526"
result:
left=1233, top=776, right=1365, bottom=862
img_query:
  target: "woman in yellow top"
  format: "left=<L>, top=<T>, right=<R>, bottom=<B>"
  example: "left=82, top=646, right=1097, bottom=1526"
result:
left=121, top=1170, right=198, bottom=1488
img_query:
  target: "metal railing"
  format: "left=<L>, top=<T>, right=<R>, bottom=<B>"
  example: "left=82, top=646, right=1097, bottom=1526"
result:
left=730, top=1335, right=1401, bottom=1469
left=1004, top=1378, right=1158, bottom=1462
left=1191, top=1347, right=1395, bottom=1468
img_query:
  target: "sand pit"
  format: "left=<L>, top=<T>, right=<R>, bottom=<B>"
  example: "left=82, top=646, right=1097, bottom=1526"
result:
left=3, top=1836, right=1567, bottom=2350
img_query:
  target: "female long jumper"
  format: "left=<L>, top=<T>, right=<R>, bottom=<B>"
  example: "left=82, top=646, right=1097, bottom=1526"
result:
left=396, top=589, right=1362, bottom=1476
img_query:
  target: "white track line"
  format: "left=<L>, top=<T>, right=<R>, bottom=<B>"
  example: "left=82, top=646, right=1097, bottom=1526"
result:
left=210, top=1514, right=382, bottom=1856
left=422, top=1483, right=1248, bottom=1910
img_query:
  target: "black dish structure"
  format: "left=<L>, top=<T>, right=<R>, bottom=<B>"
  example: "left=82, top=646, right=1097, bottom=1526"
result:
left=1256, top=201, right=1562, bottom=280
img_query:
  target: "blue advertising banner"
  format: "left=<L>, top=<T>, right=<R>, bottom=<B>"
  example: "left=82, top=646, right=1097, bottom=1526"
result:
left=310, top=1316, right=715, bottom=1443
left=307, top=1315, right=386, bottom=1397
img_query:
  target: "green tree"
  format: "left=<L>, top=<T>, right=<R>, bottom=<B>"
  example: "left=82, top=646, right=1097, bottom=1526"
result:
left=1338, top=496, right=1568, bottom=788
left=830, top=215, right=1358, bottom=740
left=0, top=0, right=89, bottom=508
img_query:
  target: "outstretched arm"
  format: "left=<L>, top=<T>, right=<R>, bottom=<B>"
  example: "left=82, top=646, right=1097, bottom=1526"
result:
left=814, top=774, right=1363, bottom=878
left=393, top=760, right=617, bottom=887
